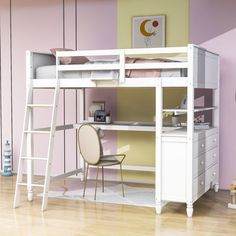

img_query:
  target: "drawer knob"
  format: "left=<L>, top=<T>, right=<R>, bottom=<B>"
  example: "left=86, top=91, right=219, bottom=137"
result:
left=213, top=153, right=216, bottom=158
left=212, top=172, right=216, bottom=176
left=201, top=144, right=205, bottom=148
left=213, top=138, right=217, bottom=142
left=200, top=161, right=204, bottom=165
left=200, top=181, right=204, bottom=185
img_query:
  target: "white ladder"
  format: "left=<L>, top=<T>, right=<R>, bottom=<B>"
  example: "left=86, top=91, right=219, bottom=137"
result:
left=13, top=78, right=60, bottom=211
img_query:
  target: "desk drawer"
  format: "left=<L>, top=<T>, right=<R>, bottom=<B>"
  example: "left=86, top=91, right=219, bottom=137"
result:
left=193, top=172, right=205, bottom=198
left=193, top=163, right=218, bottom=199
left=194, top=133, right=218, bottom=157
left=193, top=147, right=218, bottom=177
left=193, top=154, right=205, bottom=178
left=205, top=147, right=218, bottom=169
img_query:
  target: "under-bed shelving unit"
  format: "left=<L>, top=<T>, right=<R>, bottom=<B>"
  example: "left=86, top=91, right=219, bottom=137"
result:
left=14, top=44, right=220, bottom=217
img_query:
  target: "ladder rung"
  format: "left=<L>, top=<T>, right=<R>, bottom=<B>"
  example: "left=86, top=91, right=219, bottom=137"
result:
left=27, top=104, right=53, bottom=108
left=21, top=156, right=48, bottom=161
left=24, top=130, right=50, bottom=134
left=17, top=182, right=44, bottom=188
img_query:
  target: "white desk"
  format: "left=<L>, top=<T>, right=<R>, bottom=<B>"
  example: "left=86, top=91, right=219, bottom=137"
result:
left=74, top=122, right=185, bottom=134
left=74, top=122, right=186, bottom=174
left=74, top=121, right=155, bottom=132
left=74, top=121, right=157, bottom=173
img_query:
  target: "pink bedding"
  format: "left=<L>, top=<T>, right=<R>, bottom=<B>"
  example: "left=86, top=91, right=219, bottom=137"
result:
left=125, top=57, right=172, bottom=78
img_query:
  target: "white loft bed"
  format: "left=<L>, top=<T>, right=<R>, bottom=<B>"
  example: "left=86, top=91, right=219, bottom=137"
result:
left=30, top=45, right=218, bottom=89
left=18, top=44, right=219, bottom=217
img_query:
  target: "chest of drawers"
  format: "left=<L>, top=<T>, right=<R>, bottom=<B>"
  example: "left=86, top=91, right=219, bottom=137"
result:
left=161, top=127, right=219, bottom=205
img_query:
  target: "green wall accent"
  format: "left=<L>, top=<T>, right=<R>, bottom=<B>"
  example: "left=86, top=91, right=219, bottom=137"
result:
left=117, top=0, right=189, bottom=182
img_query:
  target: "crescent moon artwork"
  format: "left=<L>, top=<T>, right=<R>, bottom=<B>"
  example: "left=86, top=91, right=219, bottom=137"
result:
left=140, top=19, right=156, bottom=37
left=132, top=15, right=165, bottom=48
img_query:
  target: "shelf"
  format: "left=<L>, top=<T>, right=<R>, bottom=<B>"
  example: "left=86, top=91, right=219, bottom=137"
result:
left=163, top=107, right=217, bottom=116
left=162, top=127, right=218, bottom=139
left=90, top=164, right=155, bottom=172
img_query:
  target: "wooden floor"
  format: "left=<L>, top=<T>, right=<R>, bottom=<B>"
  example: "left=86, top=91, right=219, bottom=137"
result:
left=0, top=175, right=236, bottom=236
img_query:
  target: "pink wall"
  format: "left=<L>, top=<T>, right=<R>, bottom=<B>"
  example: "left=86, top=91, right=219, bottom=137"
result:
left=190, top=0, right=236, bottom=44
left=77, top=0, right=117, bottom=50
left=0, top=0, right=117, bottom=175
left=11, top=0, right=65, bottom=175
left=0, top=0, right=12, bottom=170
left=190, top=0, right=236, bottom=189
left=77, top=0, right=118, bottom=156
left=64, top=0, right=77, bottom=174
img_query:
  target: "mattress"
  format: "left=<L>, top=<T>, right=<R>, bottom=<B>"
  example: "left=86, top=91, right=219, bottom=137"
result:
left=36, top=61, right=119, bottom=80
left=36, top=65, right=82, bottom=79
left=36, top=61, right=186, bottom=79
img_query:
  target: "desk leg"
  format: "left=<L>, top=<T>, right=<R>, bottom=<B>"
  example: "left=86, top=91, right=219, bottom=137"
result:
left=214, top=183, right=219, bottom=192
left=186, top=202, right=193, bottom=217
left=80, top=158, right=85, bottom=181
left=156, top=202, right=162, bottom=214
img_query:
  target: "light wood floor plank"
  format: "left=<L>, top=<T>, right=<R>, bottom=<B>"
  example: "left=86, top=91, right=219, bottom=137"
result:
left=0, top=175, right=235, bottom=236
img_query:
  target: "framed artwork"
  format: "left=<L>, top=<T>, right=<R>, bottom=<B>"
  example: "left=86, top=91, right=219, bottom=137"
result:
left=132, top=15, right=165, bottom=48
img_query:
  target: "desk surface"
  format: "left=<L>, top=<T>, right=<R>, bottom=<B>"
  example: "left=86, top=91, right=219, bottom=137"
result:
left=74, top=121, right=155, bottom=132
left=73, top=122, right=216, bottom=137
left=74, top=121, right=185, bottom=133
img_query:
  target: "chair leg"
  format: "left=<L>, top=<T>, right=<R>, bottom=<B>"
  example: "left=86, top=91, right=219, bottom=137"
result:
left=102, top=166, right=104, bottom=192
left=94, top=166, right=99, bottom=200
left=83, top=164, right=89, bottom=198
left=120, top=164, right=125, bottom=197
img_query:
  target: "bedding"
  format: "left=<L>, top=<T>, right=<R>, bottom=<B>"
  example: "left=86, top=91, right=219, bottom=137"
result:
left=126, top=57, right=186, bottom=78
left=50, top=48, right=89, bottom=65
left=126, top=58, right=161, bottom=78
left=35, top=58, right=186, bottom=79
left=36, top=61, right=119, bottom=79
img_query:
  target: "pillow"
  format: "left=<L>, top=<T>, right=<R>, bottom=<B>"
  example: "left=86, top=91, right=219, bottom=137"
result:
left=50, top=48, right=89, bottom=65
left=126, top=58, right=162, bottom=78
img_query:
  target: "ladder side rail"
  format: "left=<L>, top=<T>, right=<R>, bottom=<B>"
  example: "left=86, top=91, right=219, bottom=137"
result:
left=13, top=51, right=34, bottom=207
left=41, top=56, right=60, bottom=211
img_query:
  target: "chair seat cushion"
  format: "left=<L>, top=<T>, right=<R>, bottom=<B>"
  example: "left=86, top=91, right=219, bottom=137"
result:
left=97, top=156, right=121, bottom=166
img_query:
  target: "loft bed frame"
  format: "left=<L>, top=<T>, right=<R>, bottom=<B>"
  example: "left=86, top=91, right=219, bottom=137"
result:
left=15, top=44, right=220, bottom=217
left=30, top=45, right=218, bottom=89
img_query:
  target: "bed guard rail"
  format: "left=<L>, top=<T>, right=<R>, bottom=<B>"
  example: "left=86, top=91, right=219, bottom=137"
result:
left=56, top=46, right=190, bottom=83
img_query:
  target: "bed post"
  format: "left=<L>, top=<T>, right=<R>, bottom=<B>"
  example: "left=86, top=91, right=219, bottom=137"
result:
left=155, top=77, right=163, bottom=214
left=186, top=44, right=194, bottom=217
left=212, top=56, right=220, bottom=193
left=26, top=51, right=34, bottom=201
left=78, top=88, right=85, bottom=181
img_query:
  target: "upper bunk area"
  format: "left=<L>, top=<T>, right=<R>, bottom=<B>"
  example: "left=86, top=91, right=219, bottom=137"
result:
left=29, top=44, right=219, bottom=89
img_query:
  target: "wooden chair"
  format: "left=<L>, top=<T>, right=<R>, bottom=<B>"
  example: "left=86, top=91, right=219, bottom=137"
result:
left=77, top=123, right=126, bottom=200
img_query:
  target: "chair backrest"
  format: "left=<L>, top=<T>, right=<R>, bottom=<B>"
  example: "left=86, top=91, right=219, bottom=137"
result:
left=77, top=124, right=101, bottom=165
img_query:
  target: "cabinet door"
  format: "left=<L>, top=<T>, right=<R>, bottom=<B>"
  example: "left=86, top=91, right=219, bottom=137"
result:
left=161, top=139, right=187, bottom=202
